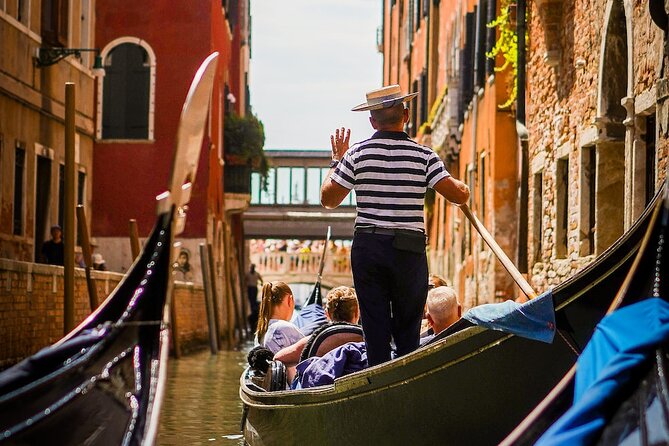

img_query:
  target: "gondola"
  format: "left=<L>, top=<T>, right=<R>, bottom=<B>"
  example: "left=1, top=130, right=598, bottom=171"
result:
left=0, top=53, right=219, bottom=446
left=240, top=184, right=666, bottom=446
left=501, top=187, right=669, bottom=446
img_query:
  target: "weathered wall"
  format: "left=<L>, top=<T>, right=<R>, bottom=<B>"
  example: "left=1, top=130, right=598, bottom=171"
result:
left=526, top=0, right=667, bottom=291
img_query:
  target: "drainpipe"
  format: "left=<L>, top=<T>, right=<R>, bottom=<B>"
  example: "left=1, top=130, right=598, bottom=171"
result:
left=516, top=0, right=529, bottom=274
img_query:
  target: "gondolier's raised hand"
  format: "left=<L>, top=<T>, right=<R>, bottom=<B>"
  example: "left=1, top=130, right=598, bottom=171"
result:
left=330, top=127, right=351, bottom=161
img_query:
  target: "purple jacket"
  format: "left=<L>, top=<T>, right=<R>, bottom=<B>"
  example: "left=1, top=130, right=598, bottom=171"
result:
left=295, top=341, right=368, bottom=388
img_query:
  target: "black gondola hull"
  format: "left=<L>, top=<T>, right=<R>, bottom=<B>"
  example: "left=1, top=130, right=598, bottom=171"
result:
left=240, top=187, right=666, bottom=446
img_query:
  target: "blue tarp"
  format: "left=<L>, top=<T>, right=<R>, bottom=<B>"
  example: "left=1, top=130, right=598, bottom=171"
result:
left=462, top=290, right=556, bottom=343
left=295, top=341, right=367, bottom=388
left=536, top=297, right=669, bottom=445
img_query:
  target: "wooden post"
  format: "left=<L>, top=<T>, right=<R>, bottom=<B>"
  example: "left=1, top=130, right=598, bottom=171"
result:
left=206, top=243, right=223, bottom=349
left=223, top=224, right=235, bottom=349
left=129, top=219, right=140, bottom=260
left=76, top=205, right=98, bottom=310
left=64, top=83, right=76, bottom=334
left=200, top=244, right=219, bottom=354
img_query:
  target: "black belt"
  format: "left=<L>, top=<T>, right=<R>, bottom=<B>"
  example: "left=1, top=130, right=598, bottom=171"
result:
left=354, top=226, right=424, bottom=236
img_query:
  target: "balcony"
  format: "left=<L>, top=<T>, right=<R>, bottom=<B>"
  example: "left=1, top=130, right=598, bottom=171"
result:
left=224, top=164, right=251, bottom=212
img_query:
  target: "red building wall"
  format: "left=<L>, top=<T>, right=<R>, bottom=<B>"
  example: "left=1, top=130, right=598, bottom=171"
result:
left=93, top=1, right=230, bottom=239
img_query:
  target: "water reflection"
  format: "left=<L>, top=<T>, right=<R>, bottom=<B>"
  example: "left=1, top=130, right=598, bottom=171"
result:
left=158, top=347, right=248, bottom=445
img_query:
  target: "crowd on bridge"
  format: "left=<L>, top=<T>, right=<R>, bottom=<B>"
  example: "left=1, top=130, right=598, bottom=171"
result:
left=249, top=239, right=351, bottom=257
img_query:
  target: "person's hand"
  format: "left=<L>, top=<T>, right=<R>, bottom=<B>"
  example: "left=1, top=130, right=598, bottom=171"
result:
left=330, top=127, right=351, bottom=161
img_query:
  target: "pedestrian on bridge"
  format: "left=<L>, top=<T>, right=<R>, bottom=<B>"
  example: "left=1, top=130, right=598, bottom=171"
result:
left=320, top=85, right=470, bottom=366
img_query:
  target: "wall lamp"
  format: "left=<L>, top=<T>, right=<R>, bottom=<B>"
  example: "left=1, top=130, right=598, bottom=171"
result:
left=35, top=47, right=105, bottom=76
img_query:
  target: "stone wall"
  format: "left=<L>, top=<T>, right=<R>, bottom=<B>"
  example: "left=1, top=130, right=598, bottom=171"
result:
left=0, top=258, right=215, bottom=368
left=526, top=0, right=667, bottom=292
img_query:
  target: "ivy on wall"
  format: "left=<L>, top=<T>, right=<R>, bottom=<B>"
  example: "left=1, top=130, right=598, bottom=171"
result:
left=486, top=0, right=525, bottom=109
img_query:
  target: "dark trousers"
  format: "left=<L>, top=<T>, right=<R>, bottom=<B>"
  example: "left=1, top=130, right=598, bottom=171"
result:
left=351, top=232, right=428, bottom=366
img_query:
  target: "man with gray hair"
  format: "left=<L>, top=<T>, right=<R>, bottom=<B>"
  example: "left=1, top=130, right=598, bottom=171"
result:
left=422, top=286, right=462, bottom=344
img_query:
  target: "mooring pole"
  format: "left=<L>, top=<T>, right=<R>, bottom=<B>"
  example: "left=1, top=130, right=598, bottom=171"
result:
left=77, top=205, right=99, bottom=310
left=64, top=82, right=76, bottom=334
left=200, top=243, right=219, bottom=354
left=129, top=219, right=141, bottom=260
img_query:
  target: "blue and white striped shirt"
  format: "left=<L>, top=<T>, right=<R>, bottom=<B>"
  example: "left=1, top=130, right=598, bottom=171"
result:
left=330, top=131, right=450, bottom=232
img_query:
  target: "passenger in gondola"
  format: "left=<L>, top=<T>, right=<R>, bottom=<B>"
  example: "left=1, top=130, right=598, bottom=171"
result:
left=274, top=286, right=360, bottom=379
left=420, top=286, right=462, bottom=345
left=421, top=274, right=452, bottom=336
left=255, top=281, right=305, bottom=354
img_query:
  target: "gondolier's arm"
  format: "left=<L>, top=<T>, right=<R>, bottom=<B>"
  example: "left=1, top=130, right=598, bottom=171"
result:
left=321, top=127, right=351, bottom=209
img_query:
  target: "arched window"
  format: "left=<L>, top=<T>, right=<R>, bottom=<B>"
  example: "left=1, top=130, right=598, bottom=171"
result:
left=98, top=38, right=156, bottom=140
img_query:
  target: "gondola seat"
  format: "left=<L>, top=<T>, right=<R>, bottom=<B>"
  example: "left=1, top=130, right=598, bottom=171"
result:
left=299, top=323, right=364, bottom=362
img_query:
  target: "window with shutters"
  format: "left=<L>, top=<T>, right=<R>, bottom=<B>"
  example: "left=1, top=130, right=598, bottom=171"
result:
left=475, top=0, right=487, bottom=90
left=533, top=172, right=543, bottom=263
left=486, top=0, right=497, bottom=76
left=579, top=147, right=596, bottom=256
left=101, top=42, right=152, bottom=140
left=419, top=71, right=428, bottom=125
left=13, top=143, right=26, bottom=236
left=556, top=157, right=569, bottom=258
left=458, top=11, right=476, bottom=123
left=41, top=0, right=68, bottom=47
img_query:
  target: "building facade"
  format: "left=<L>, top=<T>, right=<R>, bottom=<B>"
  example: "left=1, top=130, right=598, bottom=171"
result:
left=93, top=0, right=254, bottom=343
left=381, top=0, right=668, bottom=305
left=381, top=0, right=519, bottom=308
left=526, top=0, right=667, bottom=290
left=1, top=0, right=98, bottom=262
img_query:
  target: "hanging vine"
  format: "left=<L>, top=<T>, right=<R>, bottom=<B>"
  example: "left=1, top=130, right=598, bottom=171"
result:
left=486, top=0, right=523, bottom=109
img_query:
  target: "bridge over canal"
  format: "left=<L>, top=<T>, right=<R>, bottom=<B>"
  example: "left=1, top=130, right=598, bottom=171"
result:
left=244, top=150, right=355, bottom=287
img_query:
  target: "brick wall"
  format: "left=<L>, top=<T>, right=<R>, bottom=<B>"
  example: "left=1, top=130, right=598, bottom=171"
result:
left=0, top=258, right=216, bottom=368
left=526, top=0, right=667, bottom=291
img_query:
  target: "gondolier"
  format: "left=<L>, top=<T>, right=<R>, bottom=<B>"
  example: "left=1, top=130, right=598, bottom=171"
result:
left=321, top=84, right=470, bottom=366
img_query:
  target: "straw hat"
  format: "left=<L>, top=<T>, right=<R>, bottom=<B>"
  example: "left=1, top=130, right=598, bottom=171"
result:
left=351, top=84, right=419, bottom=112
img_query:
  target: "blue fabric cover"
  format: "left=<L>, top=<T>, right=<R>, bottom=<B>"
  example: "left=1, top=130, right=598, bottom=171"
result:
left=295, top=341, right=367, bottom=388
left=536, top=297, right=669, bottom=446
left=291, top=303, right=328, bottom=336
left=462, top=290, right=556, bottom=343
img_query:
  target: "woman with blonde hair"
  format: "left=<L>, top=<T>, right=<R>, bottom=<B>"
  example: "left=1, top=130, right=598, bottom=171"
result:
left=274, top=286, right=360, bottom=368
left=256, top=281, right=304, bottom=354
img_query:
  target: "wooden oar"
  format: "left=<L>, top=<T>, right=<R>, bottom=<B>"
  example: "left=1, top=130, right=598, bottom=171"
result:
left=459, top=204, right=537, bottom=299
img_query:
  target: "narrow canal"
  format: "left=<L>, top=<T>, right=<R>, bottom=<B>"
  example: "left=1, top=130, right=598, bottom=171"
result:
left=157, top=346, right=250, bottom=445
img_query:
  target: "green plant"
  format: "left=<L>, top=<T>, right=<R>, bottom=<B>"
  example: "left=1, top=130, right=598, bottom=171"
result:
left=486, top=0, right=524, bottom=109
left=224, top=112, right=269, bottom=186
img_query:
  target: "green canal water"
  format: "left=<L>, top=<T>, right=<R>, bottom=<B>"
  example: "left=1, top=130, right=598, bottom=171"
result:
left=157, top=346, right=250, bottom=445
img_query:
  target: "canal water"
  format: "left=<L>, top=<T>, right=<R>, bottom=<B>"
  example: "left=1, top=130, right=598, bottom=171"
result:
left=157, top=346, right=250, bottom=445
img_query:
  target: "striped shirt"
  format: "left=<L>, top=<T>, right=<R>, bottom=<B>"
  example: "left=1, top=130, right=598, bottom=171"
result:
left=330, top=130, right=450, bottom=232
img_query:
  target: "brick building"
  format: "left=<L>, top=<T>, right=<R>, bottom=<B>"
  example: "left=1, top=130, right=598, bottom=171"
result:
left=381, top=0, right=668, bottom=304
left=526, top=0, right=667, bottom=290
left=1, top=0, right=98, bottom=262
left=380, top=0, right=519, bottom=307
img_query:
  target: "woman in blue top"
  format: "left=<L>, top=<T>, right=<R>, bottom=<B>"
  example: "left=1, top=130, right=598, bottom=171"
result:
left=256, top=281, right=304, bottom=354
